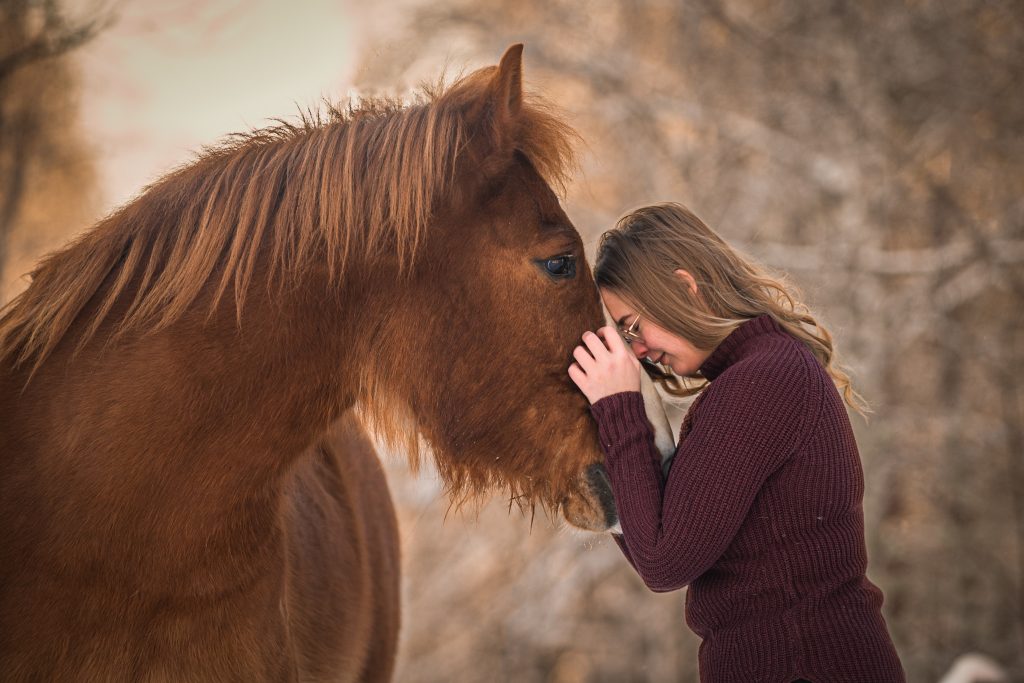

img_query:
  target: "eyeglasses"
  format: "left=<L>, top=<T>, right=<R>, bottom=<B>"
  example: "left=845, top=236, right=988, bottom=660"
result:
left=619, top=314, right=644, bottom=346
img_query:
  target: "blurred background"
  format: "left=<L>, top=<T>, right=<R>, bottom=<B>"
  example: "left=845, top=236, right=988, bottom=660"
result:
left=2, top=0, right=1022, bottom=681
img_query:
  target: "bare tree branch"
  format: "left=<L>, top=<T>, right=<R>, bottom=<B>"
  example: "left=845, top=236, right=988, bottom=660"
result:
left=0, top=1, right=114, bottom=84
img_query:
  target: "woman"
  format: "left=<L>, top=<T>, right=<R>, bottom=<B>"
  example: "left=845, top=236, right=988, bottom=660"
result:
left=569, top=203, right=904, bottom=683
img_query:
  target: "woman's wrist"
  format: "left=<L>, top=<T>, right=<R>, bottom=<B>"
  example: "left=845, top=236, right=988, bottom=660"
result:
left=589, top=391, right=650, bottom=448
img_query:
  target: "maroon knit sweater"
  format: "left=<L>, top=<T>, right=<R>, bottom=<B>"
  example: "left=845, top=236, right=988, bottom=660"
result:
left=590, top=315, right=904, bottom=683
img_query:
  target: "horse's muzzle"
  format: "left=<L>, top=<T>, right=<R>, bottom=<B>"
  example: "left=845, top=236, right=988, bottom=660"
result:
left=561, top=462, right=618, bottom=531
left=585, top=462, right=618, bottom=528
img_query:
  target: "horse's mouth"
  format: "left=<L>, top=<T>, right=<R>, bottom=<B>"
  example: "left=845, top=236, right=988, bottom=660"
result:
left=561, top=462, right=618, bottom=531
left=586, top=462, right=618, bottom=527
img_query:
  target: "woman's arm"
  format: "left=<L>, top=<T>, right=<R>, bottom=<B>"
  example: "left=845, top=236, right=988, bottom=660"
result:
left=590, top=353, right=818, bottom=592
left=607, top=373, right=675, bottom=571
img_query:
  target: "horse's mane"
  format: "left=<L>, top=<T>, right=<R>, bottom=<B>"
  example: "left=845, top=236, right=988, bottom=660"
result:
left=0, top=65, right=577, bottom=374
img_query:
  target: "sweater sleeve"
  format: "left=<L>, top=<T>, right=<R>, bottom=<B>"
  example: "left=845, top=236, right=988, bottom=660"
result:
left=589, top=354, right=814, bottom=593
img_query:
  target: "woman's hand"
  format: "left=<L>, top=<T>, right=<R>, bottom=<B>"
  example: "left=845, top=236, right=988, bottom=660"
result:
left=568, top=326, right=642, bottom=405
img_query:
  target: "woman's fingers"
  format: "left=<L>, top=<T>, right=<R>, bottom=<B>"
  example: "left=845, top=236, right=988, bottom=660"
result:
left=596, top=325, right=627, bottom=354
left=581, top=330, right=610, bottom=358
left=597, top=326, right=638, bottom=367
left=572, top=344, right=596, bottom=371
left=568, top=362, right=585, bottom=386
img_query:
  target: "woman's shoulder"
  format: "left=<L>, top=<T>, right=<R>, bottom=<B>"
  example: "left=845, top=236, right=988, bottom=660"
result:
left=685, top=344, right=823, bottom=462
left=713, top=331, right=822, bottom=394
left=698, top=332, right=826, bottom=431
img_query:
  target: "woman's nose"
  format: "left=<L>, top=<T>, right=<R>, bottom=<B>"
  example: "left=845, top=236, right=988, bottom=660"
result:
left=630, top=341, right=649, bottom=359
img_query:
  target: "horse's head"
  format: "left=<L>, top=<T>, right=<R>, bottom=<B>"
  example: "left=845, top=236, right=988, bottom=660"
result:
left=360, top=45, right=615, bottom=531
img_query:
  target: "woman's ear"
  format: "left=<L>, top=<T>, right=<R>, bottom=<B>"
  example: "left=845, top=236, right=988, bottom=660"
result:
left=674, top=269, right=699, bottom=296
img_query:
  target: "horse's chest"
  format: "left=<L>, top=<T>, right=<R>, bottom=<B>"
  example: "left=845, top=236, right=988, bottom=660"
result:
left=2, top=583, right=297, bottom=682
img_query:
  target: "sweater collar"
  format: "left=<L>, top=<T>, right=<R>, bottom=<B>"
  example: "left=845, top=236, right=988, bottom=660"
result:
left=698, top=314, right=783, bottom=381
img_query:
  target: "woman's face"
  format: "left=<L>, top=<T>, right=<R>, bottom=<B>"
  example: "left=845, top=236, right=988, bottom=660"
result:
left=599, top=288, right=714, bottom=378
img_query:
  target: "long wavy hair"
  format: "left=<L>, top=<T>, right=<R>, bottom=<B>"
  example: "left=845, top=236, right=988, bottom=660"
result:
left=594, top=202, right=869, bottom=416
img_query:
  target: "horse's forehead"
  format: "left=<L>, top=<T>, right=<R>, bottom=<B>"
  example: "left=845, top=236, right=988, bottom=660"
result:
left=506, top=155, right=569, bottom=221
left=446, top=154, right=575, bottom=251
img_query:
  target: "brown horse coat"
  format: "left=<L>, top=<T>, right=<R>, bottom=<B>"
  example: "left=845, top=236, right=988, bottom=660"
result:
left=0, top=45, right=613, bottom=681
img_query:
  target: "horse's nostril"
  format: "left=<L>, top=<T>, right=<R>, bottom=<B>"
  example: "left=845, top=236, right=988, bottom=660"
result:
left=587, top=462, right=610, bottom=489
left=585, top=462, right=618, bottom=528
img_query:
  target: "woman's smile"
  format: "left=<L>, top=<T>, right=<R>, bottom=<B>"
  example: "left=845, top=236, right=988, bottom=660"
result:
left=600, top=288, right=713, bottom=377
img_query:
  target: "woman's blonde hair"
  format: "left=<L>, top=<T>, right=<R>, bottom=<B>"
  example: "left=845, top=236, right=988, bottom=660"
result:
left=595, top=202, right=869, bottom=417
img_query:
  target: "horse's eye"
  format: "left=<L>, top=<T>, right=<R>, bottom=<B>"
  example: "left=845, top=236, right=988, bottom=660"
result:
left=541, top=255, right=576, bottom=279
left=546, top=257, right=569, bottom=274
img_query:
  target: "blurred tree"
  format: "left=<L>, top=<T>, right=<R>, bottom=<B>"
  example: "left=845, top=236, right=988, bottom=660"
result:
left=354, top=1, right=1024, bottom=681
left=0, top=0, right=109, bottom=297
left=0, top=0, right=106, bottom=81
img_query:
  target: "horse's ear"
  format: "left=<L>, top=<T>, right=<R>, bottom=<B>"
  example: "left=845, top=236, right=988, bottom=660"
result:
left=462, top=44, right=525, bottom=165
left=492, top=43, right=524, bottom=121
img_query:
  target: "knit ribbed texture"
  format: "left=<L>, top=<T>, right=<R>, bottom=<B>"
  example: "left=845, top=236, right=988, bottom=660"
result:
left=590, top=315, right=905, bottom=683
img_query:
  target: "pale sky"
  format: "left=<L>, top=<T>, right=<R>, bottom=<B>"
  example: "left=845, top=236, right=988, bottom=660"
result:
left=77, top=0, right=361, bottom=214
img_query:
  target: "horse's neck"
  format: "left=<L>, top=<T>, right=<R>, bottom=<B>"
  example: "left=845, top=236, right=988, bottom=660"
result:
left=1, top=282, right=362, bottom=585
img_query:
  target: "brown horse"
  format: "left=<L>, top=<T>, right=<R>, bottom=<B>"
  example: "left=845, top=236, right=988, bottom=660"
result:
left=0, top=45, right=616, bottom=681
